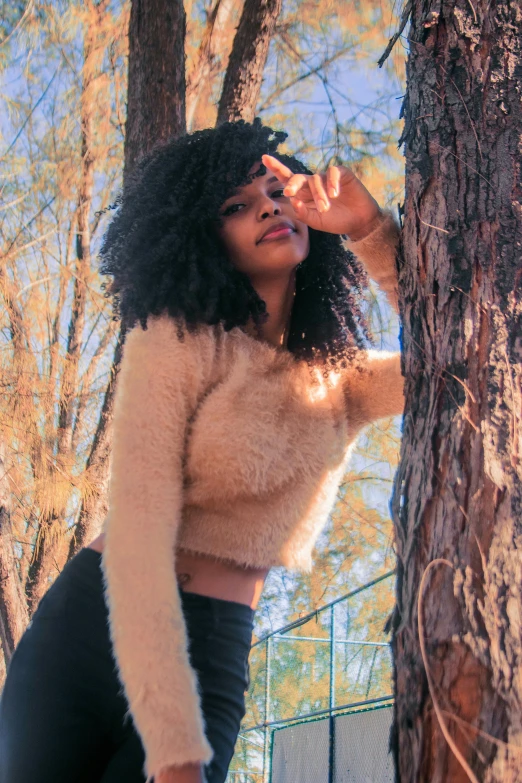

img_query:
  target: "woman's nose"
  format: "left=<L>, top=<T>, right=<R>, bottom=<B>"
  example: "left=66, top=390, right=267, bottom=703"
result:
left=259, top=201, right=282, bottom=220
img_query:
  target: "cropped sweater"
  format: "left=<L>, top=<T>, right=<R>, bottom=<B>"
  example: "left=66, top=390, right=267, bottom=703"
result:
left=100, top=211, right=404, bottom=780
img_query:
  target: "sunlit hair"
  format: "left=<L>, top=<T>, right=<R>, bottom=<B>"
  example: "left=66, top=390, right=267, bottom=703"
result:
left=99, top=118, right=371, bottom=368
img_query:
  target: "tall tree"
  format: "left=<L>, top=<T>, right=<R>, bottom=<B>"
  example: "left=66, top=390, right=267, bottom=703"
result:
left=391, top=0, right=522, bottom=780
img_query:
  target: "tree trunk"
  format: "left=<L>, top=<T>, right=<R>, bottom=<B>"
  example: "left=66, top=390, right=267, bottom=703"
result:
left=124, top=0, right=186, bottom=179
left=392, top=0, right=522, bottom=781
left=216, top=0, right=282, bottom=124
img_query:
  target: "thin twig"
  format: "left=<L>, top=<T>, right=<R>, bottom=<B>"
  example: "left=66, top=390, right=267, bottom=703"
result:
left=0, top=68, right=60, bottom=161
left=431, top=142, right=494, bottom=188
left=418, top=559, right=480, bottom=783
left=378, top=0, right=413, bottom=68
left=419, top=218, right=449, bottom=234
left=442, top=711, right=522, bottom=755
left=439, top=65, right=482, bottom=162
left=0, top=0, right=33, bottom=48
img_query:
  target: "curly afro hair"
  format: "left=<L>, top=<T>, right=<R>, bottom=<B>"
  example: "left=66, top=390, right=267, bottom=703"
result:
left=99, top=118, right=371, bottom=368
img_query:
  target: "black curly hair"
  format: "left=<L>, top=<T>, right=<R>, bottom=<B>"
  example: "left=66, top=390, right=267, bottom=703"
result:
left=99, top=118, right=371, bottom=368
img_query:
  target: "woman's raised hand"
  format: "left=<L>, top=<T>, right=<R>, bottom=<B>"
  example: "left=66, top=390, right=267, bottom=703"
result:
left=261, top=154, right=383, bottom=242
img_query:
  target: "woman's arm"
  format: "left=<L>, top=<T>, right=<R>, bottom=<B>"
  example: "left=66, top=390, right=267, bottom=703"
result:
left=342, top=211, right=403, bottom=430
left=343, top=350, right=404, bottom=434
left=343, top=209, right=400, bottom=313
left=102, top=314, right=213, bottom=781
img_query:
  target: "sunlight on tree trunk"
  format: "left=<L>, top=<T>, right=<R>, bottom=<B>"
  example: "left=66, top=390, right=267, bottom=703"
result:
left=186, top=0, right=242, bottom=131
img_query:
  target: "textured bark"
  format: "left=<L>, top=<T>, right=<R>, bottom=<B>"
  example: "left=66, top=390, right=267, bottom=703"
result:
left=391, top=0, right=522, bottom=781
left=216, top=0, right=282, bottom=124
left=123, top=0, right=186, bottom=179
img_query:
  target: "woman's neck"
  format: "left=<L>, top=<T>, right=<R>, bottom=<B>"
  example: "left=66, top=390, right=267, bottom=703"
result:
left=246, top=270, right=296, bottom=349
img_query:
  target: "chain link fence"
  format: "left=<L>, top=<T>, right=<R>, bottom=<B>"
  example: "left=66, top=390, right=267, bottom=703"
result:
left=226, top=570, right=396, bottom=783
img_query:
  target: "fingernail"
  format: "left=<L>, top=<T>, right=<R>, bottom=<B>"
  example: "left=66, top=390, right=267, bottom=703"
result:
left=319, top=200, right=327, bottom=212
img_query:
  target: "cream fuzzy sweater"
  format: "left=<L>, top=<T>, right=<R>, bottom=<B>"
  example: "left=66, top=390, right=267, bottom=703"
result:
left=101, top=211, right=404, bottom=780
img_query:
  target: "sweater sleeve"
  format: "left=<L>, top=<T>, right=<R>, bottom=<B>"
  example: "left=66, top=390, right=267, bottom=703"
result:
left=343, top=350, right=404, bottom=434
left=343, top=209, right=400, bottom=313
left=101, top=314, right=213, bottom=781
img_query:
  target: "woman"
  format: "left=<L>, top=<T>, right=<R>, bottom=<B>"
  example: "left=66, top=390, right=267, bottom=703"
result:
left=0, top=119, right=404, bottom=783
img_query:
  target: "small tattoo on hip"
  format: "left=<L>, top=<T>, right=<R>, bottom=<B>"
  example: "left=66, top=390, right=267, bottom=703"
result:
left=177, top=572, right=191, bottom=590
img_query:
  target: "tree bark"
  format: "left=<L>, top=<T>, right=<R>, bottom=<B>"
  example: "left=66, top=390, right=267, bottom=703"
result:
left=392, top=0, right=522, bottom=781
left=124, top=0, right=186, bottom=179
left=216, top=0, right=282, bottom=124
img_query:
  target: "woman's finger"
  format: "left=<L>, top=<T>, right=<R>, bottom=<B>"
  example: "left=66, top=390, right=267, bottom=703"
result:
left=309, top=173, right=330, bottom=213
left=283, top=173, right=308, bottom=197
left=290, top=197, right=311, bottom=222
left=261, top=154, right=293, bottom=182
left=326, top=166, right=340, bottom=198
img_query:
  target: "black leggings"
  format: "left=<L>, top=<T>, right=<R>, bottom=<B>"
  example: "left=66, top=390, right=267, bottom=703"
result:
left=0, top=548, right=254, bottom=783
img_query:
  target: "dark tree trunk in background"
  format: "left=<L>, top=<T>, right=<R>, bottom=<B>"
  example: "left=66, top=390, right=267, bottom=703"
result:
left=124, top=0, right=186, bottom=179
left=216, top=0, right=282, bottom=124
left=391, top=0, right=522, bottom=780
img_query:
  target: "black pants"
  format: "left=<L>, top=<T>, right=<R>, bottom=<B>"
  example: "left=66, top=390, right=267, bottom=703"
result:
left=0, top=548, right=254, bottom=783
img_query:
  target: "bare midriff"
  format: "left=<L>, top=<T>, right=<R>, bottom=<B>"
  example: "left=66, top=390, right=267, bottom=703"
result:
left=87, top=533, right=269, bottom=610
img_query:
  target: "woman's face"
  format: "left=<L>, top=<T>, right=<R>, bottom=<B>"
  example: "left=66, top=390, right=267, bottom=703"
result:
left=216, top=161, right=310, bottom=282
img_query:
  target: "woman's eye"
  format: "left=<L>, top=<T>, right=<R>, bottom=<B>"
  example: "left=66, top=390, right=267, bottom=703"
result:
left=221, top=188, right=285, bottom=217
left=222, top=203, right=244, bottom=217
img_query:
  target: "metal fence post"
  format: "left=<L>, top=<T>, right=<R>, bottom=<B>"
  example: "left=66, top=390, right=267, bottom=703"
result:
left=328, top=605, right=336, bottom=783
left=263, top=636, right=272, bottom=783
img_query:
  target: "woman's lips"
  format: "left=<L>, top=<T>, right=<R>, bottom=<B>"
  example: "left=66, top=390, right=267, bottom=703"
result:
left=259, top=227, right=295, bottom=242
